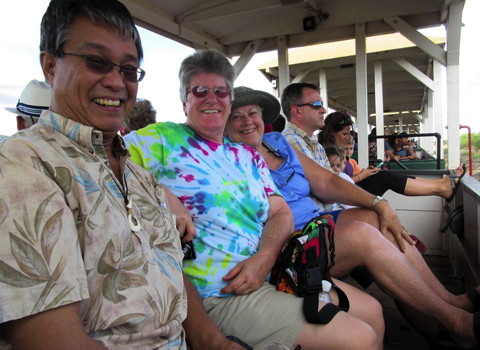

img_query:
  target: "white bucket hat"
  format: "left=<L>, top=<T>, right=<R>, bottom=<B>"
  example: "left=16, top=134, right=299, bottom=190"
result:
left=5, top=80, right=52, bottom=118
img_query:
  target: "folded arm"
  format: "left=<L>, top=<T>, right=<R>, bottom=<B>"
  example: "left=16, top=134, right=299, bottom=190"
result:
left=221, top=195, right=294, bottom=294
left=183, top=274, right=245, bottom=350
left=164, top=186, right=196, bottom=242
left=295, top=149, right=413, bottom=251
left=2, top=302, right=106, bottom=350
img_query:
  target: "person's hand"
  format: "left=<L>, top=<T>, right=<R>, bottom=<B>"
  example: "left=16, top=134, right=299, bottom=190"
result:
left=358, top=166, right=380, bottom=180
left=373, top=200, right=414, bottom=252
left=173, top=207, right=196, bottom=242
left=221, top=254, right=271, bottom=295
left=164, top=187, right=196, bottom=241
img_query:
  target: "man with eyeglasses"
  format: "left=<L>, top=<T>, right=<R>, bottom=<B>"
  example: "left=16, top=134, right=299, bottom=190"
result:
left=281, top=83, right=343, bottom=213
left=0, top=0, right=241, bottom=349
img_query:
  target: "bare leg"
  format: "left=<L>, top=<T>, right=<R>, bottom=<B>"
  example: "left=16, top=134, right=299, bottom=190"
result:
left=295, top=278, right=383, bottom=350
left=330, top=219, right=476, bottom=346
left=403, top=164, right=464, bottom=199
left=338, top=208, right=470, bottom=308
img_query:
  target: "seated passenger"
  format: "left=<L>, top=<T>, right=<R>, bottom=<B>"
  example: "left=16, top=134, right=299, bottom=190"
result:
left=0, top=1, right=238, bottom=349
left=125, top=49, right=385, bottom=350
left=325, top=145, right=355, bottom=185
left=224, top=86, right=480, bottom=349
left=4, top=79, right=51, bottom=131
left=121, top=98, right=157, bottom=135
left=281, top=85, right=464, bottom=202
left=391, top=132, right=418, bottom=160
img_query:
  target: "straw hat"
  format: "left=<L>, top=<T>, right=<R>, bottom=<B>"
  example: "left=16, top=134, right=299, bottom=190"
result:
left=5, top=80, right=51, bottom=118
left=231, top=86, right=280, bottom=124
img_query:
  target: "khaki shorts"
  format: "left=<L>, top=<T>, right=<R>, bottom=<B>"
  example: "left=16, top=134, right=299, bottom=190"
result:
left=203, top=282, right=305, bottom=349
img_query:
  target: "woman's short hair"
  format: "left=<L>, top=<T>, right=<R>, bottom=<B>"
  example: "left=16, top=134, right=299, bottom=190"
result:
left=318, top=111, right=353, bottom=147
left=40, top=0, right=143, bottom=61
left=178, top=49, right=235, bottom=103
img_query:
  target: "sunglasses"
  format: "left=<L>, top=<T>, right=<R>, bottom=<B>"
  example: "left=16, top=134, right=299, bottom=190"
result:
left=295, top=100, right=324, bottom=110
left=187, top=85, right=231, bottom=99
left=62, top=52, right=145, bottom=82
left=333, top=119, right=353, bottom=131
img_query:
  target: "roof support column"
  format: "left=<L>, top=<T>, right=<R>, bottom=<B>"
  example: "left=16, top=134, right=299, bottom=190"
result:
left=433, top=59, right=444, bottom=158
left=374, top=61, right=385, bottom=160
left=446, top=0, right=464, bottom=167
left=424, top=89, right=435, bottom=156
left=355, top=22, right=369, bottom=168
left=319, top=68, right=328, bottom=111
left=276, top=35, right=290, bottom=95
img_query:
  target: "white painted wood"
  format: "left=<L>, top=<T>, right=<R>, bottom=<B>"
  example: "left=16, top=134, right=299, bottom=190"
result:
left=423, top=90, right=435, bottom=155
left=233, top=40, right=264, bottom=79
left=384, top=16, right=446, bottom=65
left=374, top=61, right=385, bottom=160
left=433, top=59, right=444, bottom=158
left=319, top=68, right=328, bottom=111
left=120, top=0, right=225, bottom=52
left=391, top=57, right=435, bottom=91
left=446, top=0, right=464, bottom=167
left=291, top=69, right=312, bottom=83
left=355, top=23, right=369, bottom=168
left=277, top=36, right=290, bottom=95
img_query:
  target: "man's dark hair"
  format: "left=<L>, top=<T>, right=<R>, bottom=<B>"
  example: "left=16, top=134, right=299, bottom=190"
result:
left=40, top=0, right=143, bottom=60
left=281, top=82, right=319, bottom=120
left=124, top=99, right=156, bottom=134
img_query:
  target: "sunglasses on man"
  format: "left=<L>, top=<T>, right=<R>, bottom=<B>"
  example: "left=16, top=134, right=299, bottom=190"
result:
left=294, top=100, right=324, bottom=110
left=62, top=52, right=146, bottom=82
left=187, top=85, right=231, bottom=99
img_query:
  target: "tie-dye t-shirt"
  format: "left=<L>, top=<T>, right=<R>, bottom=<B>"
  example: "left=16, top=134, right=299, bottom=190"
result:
left=124, top=122, right=280, bottom=298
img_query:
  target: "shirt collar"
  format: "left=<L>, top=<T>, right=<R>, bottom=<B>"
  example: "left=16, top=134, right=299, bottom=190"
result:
left=38, top=110, right=128, bottom=157
left=287, top=122, right=316, bottom=143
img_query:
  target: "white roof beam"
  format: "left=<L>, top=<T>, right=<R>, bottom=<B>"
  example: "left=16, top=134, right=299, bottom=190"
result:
left=233, top=40, right=264, bottom=79
left=291, top=69, right=312, bottom=83
left=391, top=57, right=435, bottom=91
left=178, top=0, right=280, bottom=24
left=384, top=16, right=446, bottom=65
left=120, top=0, right=225, bottom=52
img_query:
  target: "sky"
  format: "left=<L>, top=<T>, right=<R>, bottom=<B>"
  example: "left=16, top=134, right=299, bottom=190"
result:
left=0, top=0, right=478, bottom=137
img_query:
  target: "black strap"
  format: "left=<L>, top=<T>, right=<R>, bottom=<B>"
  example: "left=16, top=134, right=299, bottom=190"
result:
left=303, top=285, right=350, bottom=324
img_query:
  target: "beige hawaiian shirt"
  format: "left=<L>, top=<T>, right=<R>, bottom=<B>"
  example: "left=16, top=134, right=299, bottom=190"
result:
left=0, top=111, right=187, bottom=349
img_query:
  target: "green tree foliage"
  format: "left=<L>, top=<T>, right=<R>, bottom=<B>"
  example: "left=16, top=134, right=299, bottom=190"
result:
left=460, top=133, right=480, bottom=150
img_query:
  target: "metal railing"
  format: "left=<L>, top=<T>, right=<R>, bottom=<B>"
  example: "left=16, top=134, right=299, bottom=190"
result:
left=370, top=132, right=442, bottom=169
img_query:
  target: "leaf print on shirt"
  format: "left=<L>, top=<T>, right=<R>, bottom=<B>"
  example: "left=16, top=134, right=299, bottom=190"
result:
left=0, top=198, right=8, bottom=225
left=98, top=239, right=148, bottom=304
left=0, top=203, right=70, bottom=313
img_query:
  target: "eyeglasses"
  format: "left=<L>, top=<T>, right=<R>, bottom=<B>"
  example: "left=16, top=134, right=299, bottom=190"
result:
left=333, top=119, right=353, bottom=131
left=187, top=85, right=231, bottom=99
left=277, top=160, right=296, bottom=187
left=295, top=100, right=324, bottom=110
left=61, top=52, right=146, bottom=82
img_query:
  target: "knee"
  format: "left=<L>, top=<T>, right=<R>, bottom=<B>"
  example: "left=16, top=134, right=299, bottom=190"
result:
left=351, top=323, right=380, bottom=350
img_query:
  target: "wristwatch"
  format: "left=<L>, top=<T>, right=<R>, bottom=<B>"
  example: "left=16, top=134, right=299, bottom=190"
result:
left=370, top=196, right=387, bottom=210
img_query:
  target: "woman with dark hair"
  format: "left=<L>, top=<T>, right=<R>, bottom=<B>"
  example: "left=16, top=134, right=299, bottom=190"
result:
left=318, top=111, right=465, bottom=202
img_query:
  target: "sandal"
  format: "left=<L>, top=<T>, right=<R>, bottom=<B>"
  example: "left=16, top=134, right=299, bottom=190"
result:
left=446, top=163, right=466, bottom=203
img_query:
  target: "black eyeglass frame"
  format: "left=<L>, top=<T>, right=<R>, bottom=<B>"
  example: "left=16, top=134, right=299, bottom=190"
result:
left=61, top=52, right=146, bottom=82
left=262, top=141, right=296, bottom=187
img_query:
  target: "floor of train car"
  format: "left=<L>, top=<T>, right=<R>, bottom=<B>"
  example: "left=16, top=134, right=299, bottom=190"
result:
left=346, top=255, right=465, bottom=350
